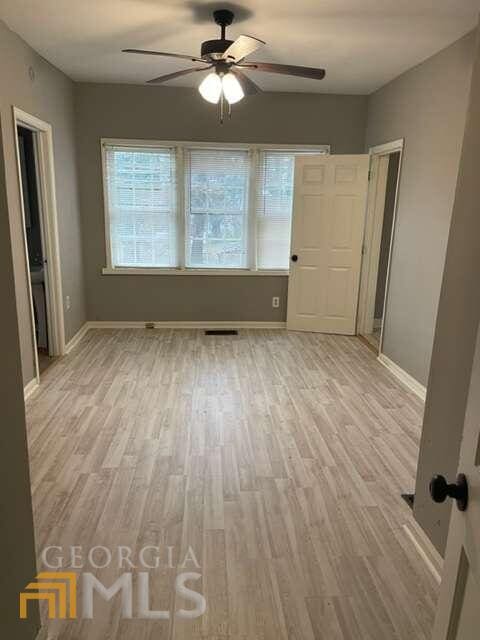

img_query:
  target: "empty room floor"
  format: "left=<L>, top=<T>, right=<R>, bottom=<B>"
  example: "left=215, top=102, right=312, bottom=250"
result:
left=26, top=329, right=438, bottom=639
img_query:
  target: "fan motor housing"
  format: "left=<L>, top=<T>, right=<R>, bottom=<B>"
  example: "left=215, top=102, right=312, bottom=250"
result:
left=201, top=38, right=234, bottom=60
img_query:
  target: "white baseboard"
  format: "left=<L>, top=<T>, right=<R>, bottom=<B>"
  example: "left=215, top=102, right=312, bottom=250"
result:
left=24, top=377, right=39, bottom=401
left=87, top=320, right=287, bottom=330
left=377, top=353, right=426, bottom=401
left=64, top=322, right=91, bottom=354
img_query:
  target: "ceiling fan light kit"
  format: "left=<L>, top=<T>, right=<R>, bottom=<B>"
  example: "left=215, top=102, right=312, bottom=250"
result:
left=123, top=8, right=326, bottom=121
left=220, top=72, right=244, bottom=104
left=198, top=72, right=222, bottom=103
left=198, top=62, right=245, bottom=107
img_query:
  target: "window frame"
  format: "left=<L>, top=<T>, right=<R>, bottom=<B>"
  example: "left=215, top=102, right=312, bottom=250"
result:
left=101, top=138, right=330, bottom=276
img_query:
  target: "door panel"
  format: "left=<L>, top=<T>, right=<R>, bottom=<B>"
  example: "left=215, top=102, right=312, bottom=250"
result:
left=326, top=267, right=350, bottom=317
left=331, top=196, right=355, bottom=247
left=302, top=195, right=326, bottom=247
left=432, top=325, right=480, bottom=639
left=287, top=155, right=369, bottom=334
left=297, top=267, right=319, bottom=316
left=453, top=563, right=480, bottom=640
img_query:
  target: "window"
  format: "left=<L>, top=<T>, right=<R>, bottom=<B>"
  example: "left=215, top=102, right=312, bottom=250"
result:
left=185, top=148, right=250, bottom=268
left=103, top=141, right=329, bottom=273
left=256, top=151, right=296, bottom=270
left=105, top=146, right=177, bottom=268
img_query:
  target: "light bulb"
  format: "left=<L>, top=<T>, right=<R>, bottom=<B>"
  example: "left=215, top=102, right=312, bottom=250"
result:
left=198, top=73, right=222, bottom=104
left=222, top=73, right=244, bottom=104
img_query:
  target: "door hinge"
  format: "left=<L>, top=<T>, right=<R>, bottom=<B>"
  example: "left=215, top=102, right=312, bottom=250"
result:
left=368, top=170, right=372, bottom=181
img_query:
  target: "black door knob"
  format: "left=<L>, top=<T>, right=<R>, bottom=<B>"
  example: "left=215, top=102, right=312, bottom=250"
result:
left=429, top=473, right=468, bottom=512
left=291, top=254, right=298, bottom=262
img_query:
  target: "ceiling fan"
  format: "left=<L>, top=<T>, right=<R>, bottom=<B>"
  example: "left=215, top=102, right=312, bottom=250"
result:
left=123, top=9, right=326, bottom=119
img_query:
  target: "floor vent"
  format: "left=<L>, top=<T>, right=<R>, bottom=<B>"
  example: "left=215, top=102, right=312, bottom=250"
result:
left=205, top=329, right=239, bottom=336
left=401, top=493, right=415, bottom=510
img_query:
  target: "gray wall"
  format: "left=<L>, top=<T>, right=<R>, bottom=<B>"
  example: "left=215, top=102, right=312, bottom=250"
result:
left=0, top=20, right=87, bottom=385
left=0, top=120, right=39, bottom=639
left=75, top=83, right=367, bottom=322
left=415, top=27, right=480, bottom=555
left=365, top=32, right=475, bottom=385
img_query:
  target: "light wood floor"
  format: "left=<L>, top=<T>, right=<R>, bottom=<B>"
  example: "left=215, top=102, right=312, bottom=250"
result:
left=38, top=349, right=56, bottom=374
left=361, top=328, right=381, bottom=351
left=26, top=329, right=438, bottom=639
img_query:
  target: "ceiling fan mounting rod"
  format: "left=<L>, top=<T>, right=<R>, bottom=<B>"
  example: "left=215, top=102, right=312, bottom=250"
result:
left=213, top=9, right=234, bottom=40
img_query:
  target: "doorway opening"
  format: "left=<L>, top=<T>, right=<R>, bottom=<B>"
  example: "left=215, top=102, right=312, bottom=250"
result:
left=13, top=108, right=65, bottom=385
left=357, top=140, right=403, bottom=352
left=17, top=125, right=53, bottom=373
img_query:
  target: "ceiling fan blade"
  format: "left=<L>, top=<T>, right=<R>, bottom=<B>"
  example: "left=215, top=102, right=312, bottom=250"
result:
left=222, top=35, right=265, bottom=62
left=231, top=70, right=262, bottom=95
left=123, top=49, right=207, bottom=63
left=147, top=66, right=213, bottom=84
left=240, top=61, right=326, bottom=80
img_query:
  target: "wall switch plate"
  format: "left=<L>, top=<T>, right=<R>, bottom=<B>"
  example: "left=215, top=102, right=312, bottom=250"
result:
left=65, top=295, right=71, bottom=311
left=272, top=296, right=280, bottom=308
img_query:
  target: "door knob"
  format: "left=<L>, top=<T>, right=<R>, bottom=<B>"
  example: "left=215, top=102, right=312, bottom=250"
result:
left=429, top=473, right=468, bottom=512
left=291, top=254, right=298, bottom=262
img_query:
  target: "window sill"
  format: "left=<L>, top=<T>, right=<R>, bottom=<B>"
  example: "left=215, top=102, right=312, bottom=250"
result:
left=102, top=267, right=290, bottom=277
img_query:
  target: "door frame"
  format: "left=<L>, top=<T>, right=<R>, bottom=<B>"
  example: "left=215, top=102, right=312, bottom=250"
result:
left=12, top=107, right=65, bottom=384
left=357, top=138, right=404, bottom=352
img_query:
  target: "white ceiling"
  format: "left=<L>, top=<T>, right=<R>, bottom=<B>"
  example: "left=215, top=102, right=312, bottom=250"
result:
left=1, top=1, right=479, bottom=94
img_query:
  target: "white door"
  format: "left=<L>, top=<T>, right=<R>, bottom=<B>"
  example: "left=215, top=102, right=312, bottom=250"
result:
left=432, top=321, right=480, bottom=640
left=287, top=155, right=369, bottom=333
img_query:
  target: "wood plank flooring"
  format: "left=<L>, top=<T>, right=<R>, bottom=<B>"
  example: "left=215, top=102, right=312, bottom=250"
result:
left=361, top=329, right=381, bottom=351
left=26, top=329, right=438, bottom=639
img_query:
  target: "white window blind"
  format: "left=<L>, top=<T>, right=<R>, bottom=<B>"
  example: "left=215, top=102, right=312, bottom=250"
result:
left=255, top=150, right=326, bottom=269
left=185, top=148, right=250, bottom=268
left=255, top=151, right=296, bottom=270
left=105, top=146, right=177, bottom=268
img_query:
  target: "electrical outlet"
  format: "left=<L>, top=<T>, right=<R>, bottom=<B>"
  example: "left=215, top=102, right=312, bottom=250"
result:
left=65, top=295, right=71, bottom=311
left=272, top=296, right=280, bottom=309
